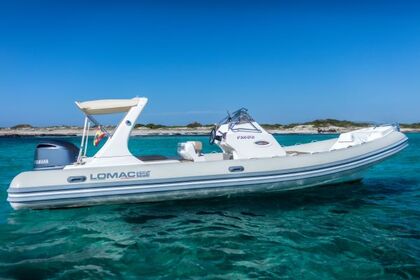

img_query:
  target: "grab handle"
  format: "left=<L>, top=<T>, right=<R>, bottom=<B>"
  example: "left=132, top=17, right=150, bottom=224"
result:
left=229, top=166, right=244, bottom=172
left=67, top=176, right=86, bottom=183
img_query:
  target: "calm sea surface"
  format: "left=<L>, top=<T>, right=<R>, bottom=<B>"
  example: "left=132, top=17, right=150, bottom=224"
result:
left=0, top=134, right=419, bottom=279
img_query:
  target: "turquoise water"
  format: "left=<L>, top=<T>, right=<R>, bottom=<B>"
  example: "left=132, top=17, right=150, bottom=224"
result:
left=0, top=134, right=419, bottom=279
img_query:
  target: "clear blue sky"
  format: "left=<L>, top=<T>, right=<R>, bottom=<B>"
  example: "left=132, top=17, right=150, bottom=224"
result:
left=1, top=1, right=419, bottom=126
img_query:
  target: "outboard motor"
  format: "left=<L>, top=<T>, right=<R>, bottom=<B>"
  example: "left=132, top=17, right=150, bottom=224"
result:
left=34, top=140, right=79, bottom=170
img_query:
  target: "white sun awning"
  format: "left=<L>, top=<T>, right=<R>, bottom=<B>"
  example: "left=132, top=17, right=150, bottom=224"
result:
left=75, top=97, right=145, bottom=115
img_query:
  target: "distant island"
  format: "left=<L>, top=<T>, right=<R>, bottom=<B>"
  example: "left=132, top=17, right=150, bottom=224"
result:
left=1, top=119, right=419, bottom=137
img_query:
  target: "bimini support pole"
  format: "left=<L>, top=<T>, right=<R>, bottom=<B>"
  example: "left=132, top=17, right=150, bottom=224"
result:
left=83, top=121, right=90, bottom=157
left=77, top=116, right=88, bottom=163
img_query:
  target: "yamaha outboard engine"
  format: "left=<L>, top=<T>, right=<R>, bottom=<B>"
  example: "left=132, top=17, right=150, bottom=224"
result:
left=34, top=140, right=79, bottom=170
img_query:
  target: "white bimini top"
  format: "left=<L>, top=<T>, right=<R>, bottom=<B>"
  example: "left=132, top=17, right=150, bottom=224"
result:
left=75, top=97, right=143, bottom=115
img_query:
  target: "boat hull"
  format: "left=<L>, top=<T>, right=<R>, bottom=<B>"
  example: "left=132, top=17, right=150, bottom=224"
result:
left=7, top=132, right=408, bottom=210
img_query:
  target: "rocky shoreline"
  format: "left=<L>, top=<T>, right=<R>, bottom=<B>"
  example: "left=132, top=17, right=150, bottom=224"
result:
left=0, top=125, right=418, bottom=137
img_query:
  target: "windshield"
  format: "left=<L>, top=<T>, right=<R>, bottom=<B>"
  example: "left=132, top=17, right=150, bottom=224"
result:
left=219, top=108, right=261, bottom=132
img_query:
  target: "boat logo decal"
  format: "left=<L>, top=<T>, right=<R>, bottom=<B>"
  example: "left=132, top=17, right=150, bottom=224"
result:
left=90, top=171, right=151, bottom=181
left=237, top=135, right=255, bottom=140
left=34, top=159, right=49, bottom=164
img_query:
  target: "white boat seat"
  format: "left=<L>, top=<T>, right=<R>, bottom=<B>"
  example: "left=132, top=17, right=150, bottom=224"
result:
left=193, top=141, right=202, bottom=153
left=177, top=141, right=205, bottom=161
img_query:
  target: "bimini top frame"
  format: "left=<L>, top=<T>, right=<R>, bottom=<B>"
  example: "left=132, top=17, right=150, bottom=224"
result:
left=74, top=97, right=148, bottom=167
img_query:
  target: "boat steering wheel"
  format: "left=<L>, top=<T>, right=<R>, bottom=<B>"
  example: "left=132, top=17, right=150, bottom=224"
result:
left=209, top=128, right=216, bottom=144
left=209, top=128, right=222, bottom=145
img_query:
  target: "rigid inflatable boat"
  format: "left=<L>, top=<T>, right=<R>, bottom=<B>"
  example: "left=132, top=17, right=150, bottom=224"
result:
left=8, top=97, right=408, bottom=209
